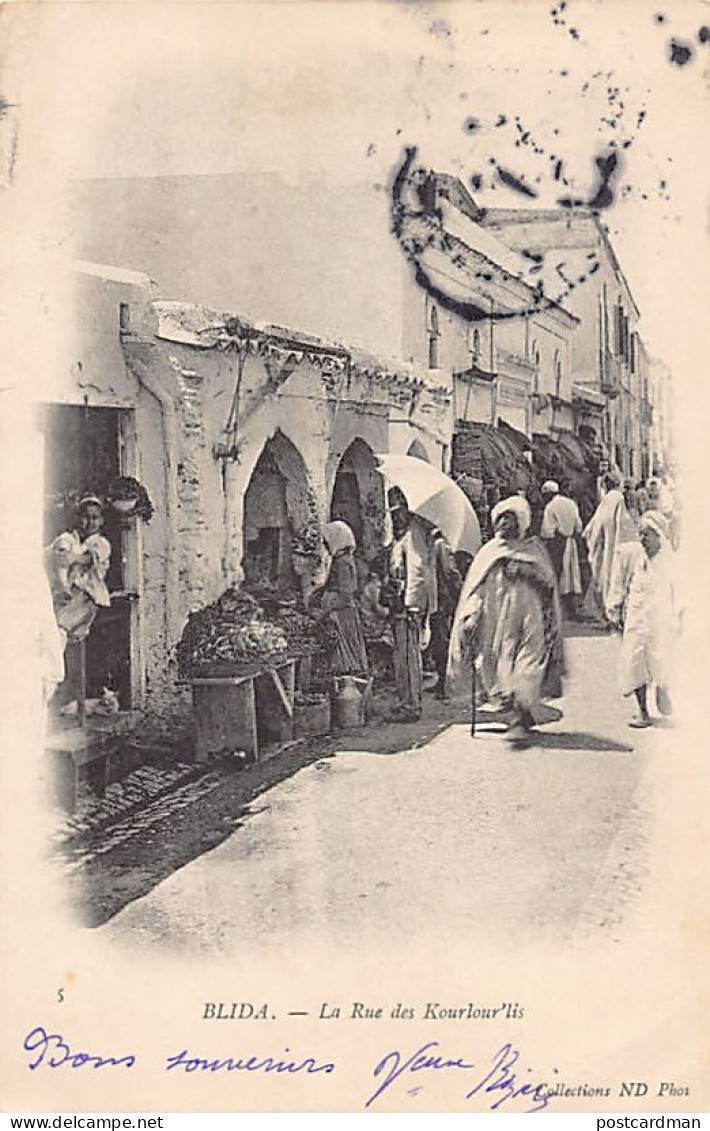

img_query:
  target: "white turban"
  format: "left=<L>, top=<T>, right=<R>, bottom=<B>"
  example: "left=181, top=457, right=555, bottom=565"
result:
left=491, top=495, right=531, bottom=536
left=639, top=509, right=668, bottom=541
left=542, top=480, right=559, bottom=495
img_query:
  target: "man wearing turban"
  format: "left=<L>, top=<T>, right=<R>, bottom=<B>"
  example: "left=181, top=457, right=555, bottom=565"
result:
left=383, top=488, right=438, bottom=722
left=447, top=495, right=564, bottom=747
left=540, top=480, right=583, bottom=619
left=606, top=510, right=681, bottom=727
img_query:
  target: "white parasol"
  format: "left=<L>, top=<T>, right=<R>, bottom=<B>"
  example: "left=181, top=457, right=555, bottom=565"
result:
left=375, top=453, right=482, bottom=556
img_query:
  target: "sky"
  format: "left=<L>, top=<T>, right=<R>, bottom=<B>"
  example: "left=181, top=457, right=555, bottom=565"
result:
left=3, top=0, right=709, bottom=371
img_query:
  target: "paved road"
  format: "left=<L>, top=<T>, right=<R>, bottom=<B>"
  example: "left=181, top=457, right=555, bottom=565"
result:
left=91, top=626, right=658, bottom=952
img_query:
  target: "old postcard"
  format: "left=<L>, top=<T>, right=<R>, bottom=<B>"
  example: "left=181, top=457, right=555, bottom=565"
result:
left=1, top=0, right=709, bottom=1116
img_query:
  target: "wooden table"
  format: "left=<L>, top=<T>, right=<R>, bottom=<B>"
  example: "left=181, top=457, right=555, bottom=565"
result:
left=191, top=660, right=297, bottom=764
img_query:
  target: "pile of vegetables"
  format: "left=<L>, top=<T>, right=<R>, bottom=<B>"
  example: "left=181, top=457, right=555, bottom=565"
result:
left=177, top=589, right=288, bottom=677
left=177, top=587, right=337, bottom=677
left=269, top=604, right=339, bottom=658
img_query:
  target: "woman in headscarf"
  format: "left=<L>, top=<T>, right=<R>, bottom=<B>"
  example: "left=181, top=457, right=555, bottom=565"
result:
left=319, top=521, right=369, bottom=677
left=448, top=496, right=564, bottom=747
left=607, top=510, right=680, bottom=728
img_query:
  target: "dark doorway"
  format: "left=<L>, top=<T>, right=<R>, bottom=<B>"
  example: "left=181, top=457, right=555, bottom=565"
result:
left=42, top=404, right=135, bottom=708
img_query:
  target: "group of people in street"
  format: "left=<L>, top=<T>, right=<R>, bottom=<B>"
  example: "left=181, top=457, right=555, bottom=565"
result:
left=315, top=465, right=682, bottom=744
left=43, top=468, right=680, bottom=745
left=316, top=491, right=465, bottom=725
left=584, top=473, right=681, bottom=729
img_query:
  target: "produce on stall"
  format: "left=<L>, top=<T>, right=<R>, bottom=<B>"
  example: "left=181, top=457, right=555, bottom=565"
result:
left=177, top=586, right=342, bottom=678
left=177, top=589, right=288, bottom=678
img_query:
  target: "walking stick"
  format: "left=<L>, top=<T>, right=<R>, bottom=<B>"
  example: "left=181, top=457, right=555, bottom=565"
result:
left=470, top=654, right=477, bottom=738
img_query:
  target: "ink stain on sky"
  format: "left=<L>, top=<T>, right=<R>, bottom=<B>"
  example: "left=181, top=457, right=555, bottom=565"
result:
left=698, top=26, right=710, bottom=44
left=496, top=165, right=538, bottom=199
left=429, top=19, right=452, bottom=40
left=669, top=39, right=693, bottom=65
left=587, top=151, right=619, bottom=210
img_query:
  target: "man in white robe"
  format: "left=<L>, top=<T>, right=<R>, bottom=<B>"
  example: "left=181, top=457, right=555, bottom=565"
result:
left=583, top=473, right=637, bottom=619
left=540, top=480, right=582, bottom=618
left=606, top=511, right=680, bottom=728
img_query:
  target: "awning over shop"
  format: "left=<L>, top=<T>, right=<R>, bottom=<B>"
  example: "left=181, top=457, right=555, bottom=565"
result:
left=498, top=418, right=532, bottom=453
left=452, top=421, right=536, bottom=498
left=531, top=430, right=600, bottom=518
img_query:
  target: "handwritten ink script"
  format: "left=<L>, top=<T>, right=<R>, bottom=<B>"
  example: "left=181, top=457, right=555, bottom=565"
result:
left=23, top=1027, right=553, bottom=1111
left=23, top=1027, right=137, bottom=1072
left=367, top=1040, right=552, bottom=1111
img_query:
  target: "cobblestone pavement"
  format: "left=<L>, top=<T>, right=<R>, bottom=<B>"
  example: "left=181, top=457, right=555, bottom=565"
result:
left=56, top=734, right=347, bottom=926
left=60, top=627, right=661, bottom=944
left=50, top=760, right=205, bottom=847
left=58, top=770, right=225, bottom=871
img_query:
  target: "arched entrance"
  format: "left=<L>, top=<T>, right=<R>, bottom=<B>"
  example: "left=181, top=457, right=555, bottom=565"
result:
left=243, top=430, right=321, bottom=591
left=407, top=438, right=431, bottom=462
left=330, top=438, right=385, bottom=561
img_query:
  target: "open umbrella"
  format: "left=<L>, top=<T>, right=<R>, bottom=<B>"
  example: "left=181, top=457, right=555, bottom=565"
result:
left=375, top=453, right=482, bottom=555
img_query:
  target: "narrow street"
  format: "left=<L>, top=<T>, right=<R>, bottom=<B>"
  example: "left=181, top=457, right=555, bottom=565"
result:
left=62, top=626, right=657, bottom=950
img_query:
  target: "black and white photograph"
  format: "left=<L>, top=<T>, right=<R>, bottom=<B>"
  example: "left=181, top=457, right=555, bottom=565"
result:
left=1, top=0, right=708, bottom=1116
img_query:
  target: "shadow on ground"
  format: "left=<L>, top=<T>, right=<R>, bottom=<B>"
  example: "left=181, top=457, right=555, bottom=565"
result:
left=67, top=738, right=335, bottom=928
left=64, top=682, right=634, bottom=928
left=520, top=730, right=634, bottom=753
left=67, top=694, right=472, bottom=927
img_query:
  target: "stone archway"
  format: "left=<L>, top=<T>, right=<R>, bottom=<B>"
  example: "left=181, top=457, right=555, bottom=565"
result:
left=243, top=429, right=321, bottom=591
left=329, top=438, right=385, bottom=562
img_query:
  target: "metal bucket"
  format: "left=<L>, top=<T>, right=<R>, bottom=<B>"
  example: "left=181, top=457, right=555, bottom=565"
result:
left=331, top=676, right=369, bottom=730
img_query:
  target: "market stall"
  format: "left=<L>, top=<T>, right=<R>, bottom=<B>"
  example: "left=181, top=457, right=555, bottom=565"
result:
left=177, top=588, right=337, bottom=762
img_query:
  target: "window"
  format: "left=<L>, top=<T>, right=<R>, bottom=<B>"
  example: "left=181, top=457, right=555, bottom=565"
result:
left=427, top=304, right=440, bottom=370
left=468, top=326, right=481, bottom=367
left=615, top=303, right=631, bottom=362
left=554, top=351, right=562, bottom=399
left=530, top=340, right=540, bottom=393
left=119, top=302, right=130, bottom=334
